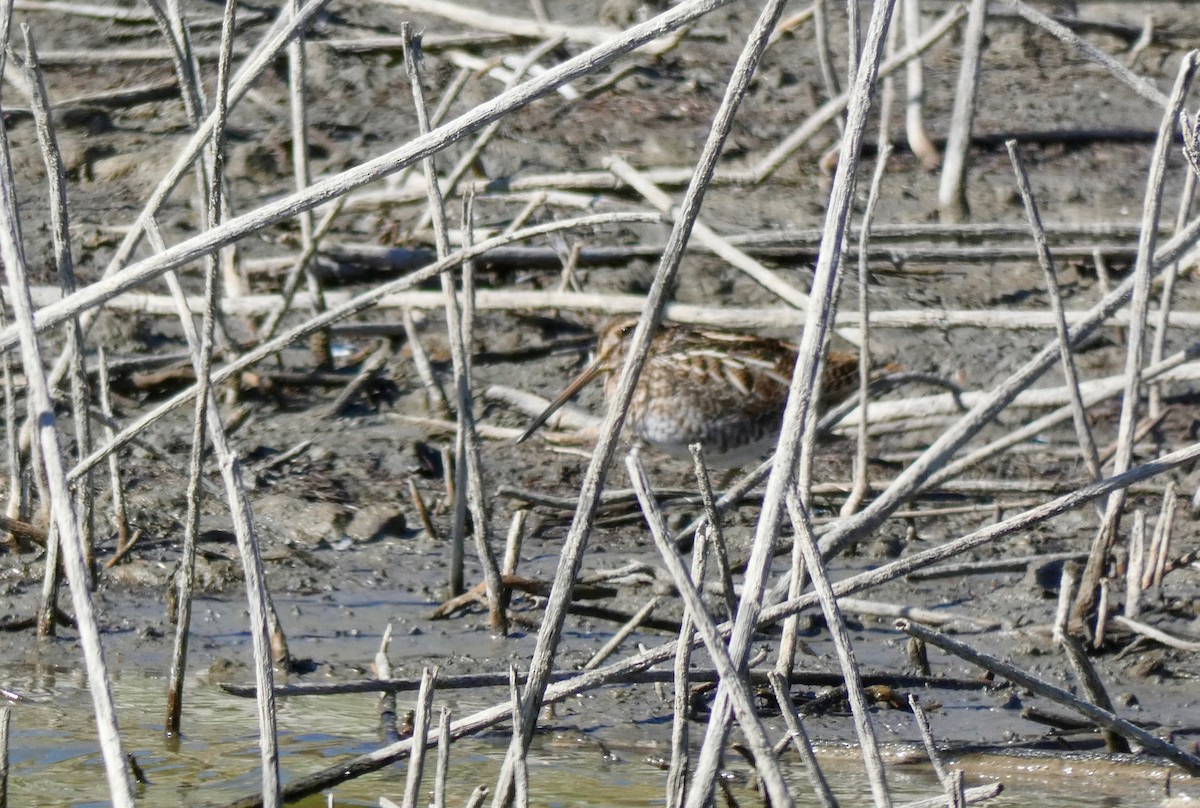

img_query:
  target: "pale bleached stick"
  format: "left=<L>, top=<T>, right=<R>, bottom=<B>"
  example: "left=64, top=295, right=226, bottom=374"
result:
left=0, top=705, right=7, bottom=806
left=844, top=142, right=892, bottom=517
left=998, top=0, right=1166, bottom=108
left=7, top=0, right=729, bottom=345
left=0, top=8, right=133, bottom=801
left=935, top=0, right=985, bottom=222
left=258, top=196, right=347, bottom=340
left=432, top=706, right=451, bottom=808
left=400, top=666, right=439, bottom=808
left=1147, top=481, right=1177, bottom=594
left=695, top=4, right=899, bottom=806
left=1124, top=510, right=1145, bottom=619
left=667, top=498, right=712, bottom=808
left=164, top=6, right=286, bottom=798
left=39, top=0, right=331, bottom=393
left=412, top=37, right=567, bottom=238
left=22, top=26, right=94, bottom=577
left=1076, top=52, right=1199, bottom=627
left=155, top=0, right=225, bottom=738
left=487, top=4, right=777, bottom=801
left=749, top=1, right=963, bottom=183
left=1, top=329, right=16, bottom=537
left=404, top=25, right=507, bottom=635
left=1112, top=615, right=1200, bottom=652
left=921, top=350, right=1198, bottom=489
left=689, top=444, right=734, bottom=617
left=32, top=285, right=1200, bottom=331
left=376, top=624, right=400, bottom=745
left=583, top=595, right=661, bottom=670
left=786, top=491, right=892, bottom=807
left=908, top=695, right=952, bottom=791
left=372, top=0, right=679, bottom=54
left=1052, top=564, right=1129, bottom=752
left=1006, top=140, right=1101, bottom=482
left=1149, top=166, right=1196, bottom=417
left=810, top=202, right=1200, bottom=566
left=814, top=0, right=844, bottom=117
left=897, top=619, right=1200, bottom=774
left=626, top=449, right=794, bottom=808
left=94, top=349, right=130, bottom=549
left=286, top=0, right=331, bottom=366
left=903, top=0, right=939, bottom=168
left=401, top=309, right=450, bottom=418
left=605, top=157, right=831, bottom=333
left=66, top=213, right=661, bottom=485
left=768, top=672, right=838, bottom=808
left=229, top=436, right=1200, bottom=807
left=507, top=667, right=529, bottom=808
left=490, top=0, right=783, bottom=800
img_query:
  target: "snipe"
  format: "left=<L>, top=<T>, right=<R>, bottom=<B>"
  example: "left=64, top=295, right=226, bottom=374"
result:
left=518, top=317, right=861, bottom=467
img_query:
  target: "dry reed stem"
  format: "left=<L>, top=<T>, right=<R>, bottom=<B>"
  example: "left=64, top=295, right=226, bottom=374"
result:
left=433, top=706, right=451, bottom=808
left=286, top=0, right=330, bottom=366
left=39, top=0, right=330, bottom=394
left=412, top=37, right=566, bottom=239
left=903, top=0, right=939, bottom=168
left=786, top=492, right=892, bottom=807
left=506, top=667, right=529, bottom=808
left=693, top=4, right=897, bottom=805
left=401, top=666, right=439, bottom=808
left=1, top=335, right=17, bottom=541
left=404, top=26, right=507, bottom=636
left=605, top=157, right=849, bottom=339
left=666, top=493, right=712, bottom=808
left=0, top=7, right=133, bottom=801
left=1006, top=140, right=1101, bottom=482
left=1149, top=168, right=1196, bottom=417
left=810, top=203, right=1200, bottom=566
left=66, top=212, right=658, bottom=483
left=259, top=196, right=347, bottom=340
left=42, top=286, right=1200, bottom=332
left=1052, top=565, right=1129, bottom=752
left=935, top=0, right=985, bottom=222
left=768, top=672, right=838, bottom=808
left=841, top=114, right=893, bottom=517
left=908, top=695, right=954, bottom=793
left=22, top=28, right=94, bottom=579
left=897, top=619, right=1200, bottom=774
left=1076, top=52, right=1198, bottom=627
left=583, top=595, right=660, bottom=670
left=749, top=1, right=963, bottom=183
left=688, top=445, right=734, bottom=617
left=489, top=0, right=780, bottom=799
left=1112, top=615, right=1200, bottom=652
left=163, top=0, right=239, bottom=738
left=376, top=624, right=400, bottom=745
left=999, top=0, right=1166, bottom=108
left=94, top=349, right=129, bottom=549
left=221, top=438, right=1200, bottom=807
left=626, top=449, right=794, bottom=808
left=1147, top=480, right=1177, bottom=594
left=921, top=349, right=1197, bottom=489
left=401, top=308, right=450, bottom=418
left=324, top=339, right=393, bottom=418
left=1124, top=510, right=1145, bottom=619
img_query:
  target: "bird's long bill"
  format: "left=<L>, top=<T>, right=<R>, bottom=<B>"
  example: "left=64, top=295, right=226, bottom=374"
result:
left=516, top=360, right=605, bottom=443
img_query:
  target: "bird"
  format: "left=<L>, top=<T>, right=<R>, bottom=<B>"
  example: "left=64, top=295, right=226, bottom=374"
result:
left=517, top=316, right=862, bottom=467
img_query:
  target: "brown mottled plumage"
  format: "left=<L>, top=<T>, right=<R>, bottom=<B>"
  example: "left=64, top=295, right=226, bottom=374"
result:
left=518, top=317, right=861, bottom=466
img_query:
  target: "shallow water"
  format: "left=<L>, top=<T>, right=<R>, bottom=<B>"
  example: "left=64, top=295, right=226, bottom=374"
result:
left=3, top=662, right=1193, bottom=807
